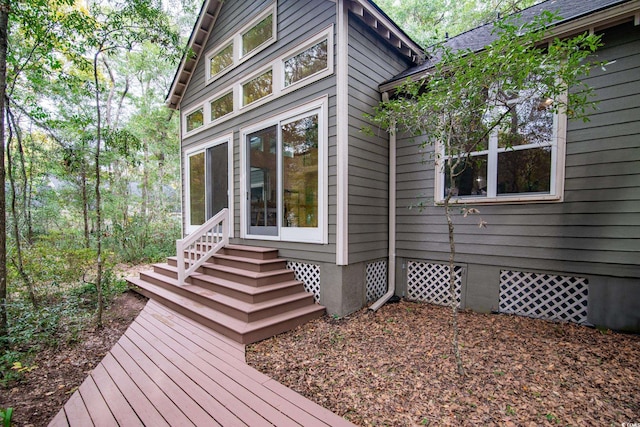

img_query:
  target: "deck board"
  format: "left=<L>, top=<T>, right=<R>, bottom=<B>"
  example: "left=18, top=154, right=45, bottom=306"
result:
left=63, top=392, right=93, bottom=427
left=107, top=345, right=195, bottom=427
left=143, top=303, right=343, bottom=426
left=135, top=311, right=300, bottom=427
left=50, top=299, right=354, bottom=427
left=77, top=376, right=117, bottom=427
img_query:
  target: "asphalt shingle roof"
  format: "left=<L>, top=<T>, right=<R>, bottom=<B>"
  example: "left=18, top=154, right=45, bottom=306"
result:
left=386, top=0, right=632, bottom=85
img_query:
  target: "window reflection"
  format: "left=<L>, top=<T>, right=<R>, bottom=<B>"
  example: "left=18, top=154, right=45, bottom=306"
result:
left=242, top=14, right=273, bottom=56
left=210, top=43, right=233, bottom=78
left=284, top=39, right=328, bottom=87
left=242, top=70, right=273, bottom=106
left=282, top=115, right=319, bottom=228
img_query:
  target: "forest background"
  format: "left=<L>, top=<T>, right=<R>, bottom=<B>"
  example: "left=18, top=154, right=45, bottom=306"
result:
left=0, top=0, right=541, bottom=387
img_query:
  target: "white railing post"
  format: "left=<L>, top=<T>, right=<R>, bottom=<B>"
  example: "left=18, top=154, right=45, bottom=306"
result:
left=176, top=208, right=229, bottom=285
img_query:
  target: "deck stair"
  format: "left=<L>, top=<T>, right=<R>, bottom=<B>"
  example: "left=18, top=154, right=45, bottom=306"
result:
left=127, top=244, right=325, bottom=344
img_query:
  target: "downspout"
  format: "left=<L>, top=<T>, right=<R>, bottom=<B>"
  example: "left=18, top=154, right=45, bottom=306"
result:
left=370, top=92, right=396, bottom=311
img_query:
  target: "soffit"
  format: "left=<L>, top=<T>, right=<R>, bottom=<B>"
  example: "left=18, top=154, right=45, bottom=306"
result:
left=166, top=0, right=223, bottom=110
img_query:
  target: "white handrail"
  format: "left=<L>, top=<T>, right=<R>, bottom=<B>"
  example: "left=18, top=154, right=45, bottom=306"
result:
left=176, top=208, right=229, bottom=284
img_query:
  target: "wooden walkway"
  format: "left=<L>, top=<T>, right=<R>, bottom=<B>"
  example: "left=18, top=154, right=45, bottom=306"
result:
left=49, top=299, right=353, bottom=426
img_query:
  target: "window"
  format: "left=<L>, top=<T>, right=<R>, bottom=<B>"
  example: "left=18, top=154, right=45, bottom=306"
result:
left=185, top=135, right=233, bottom=234
left=439, top=83, right=564, bottom=202
left=282, top=115, right=319, bottom=228
left=242, top=12, right=273, bottom=57
left=205, top=3, right=277, bottom=84
left=242, top=69, right=273, bottom=106
left=209, top=43, right=233, bottom=79
left=188, top=25, right=333, bottom=137
left=186, top=108, right=204, bottom=132
left=210, top=91, right=234, bottom=121
left=242, top=98, right=327, bottom=243
left=284, top=39, right=328, bottom=87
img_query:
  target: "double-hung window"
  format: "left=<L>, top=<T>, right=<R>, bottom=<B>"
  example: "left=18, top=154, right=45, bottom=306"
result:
left=439, top=81, right=566, bottom=203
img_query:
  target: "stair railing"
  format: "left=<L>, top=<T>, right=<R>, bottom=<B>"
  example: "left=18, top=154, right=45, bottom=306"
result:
left=176, top=208, right=229, bottom=284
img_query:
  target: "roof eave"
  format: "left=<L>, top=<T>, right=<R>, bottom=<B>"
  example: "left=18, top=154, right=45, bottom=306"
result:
left=349, top=0, right=424, bottom=63
left=165, top=0, right=223, bottom=110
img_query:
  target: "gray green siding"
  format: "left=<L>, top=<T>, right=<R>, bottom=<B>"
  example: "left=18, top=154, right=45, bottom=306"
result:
left=180, top=0, right=338, bottom=263
left=347, top=14, right=412, bottom=264
left=395, top=21, right=640, bottom=280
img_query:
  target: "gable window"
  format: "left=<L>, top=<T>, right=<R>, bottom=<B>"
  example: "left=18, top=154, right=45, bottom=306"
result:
left=439, top=84, right=565, bottom=202
left=210, top=91, right=234, bottom=121
left=186, top=108, right=204, bottom=132
left=209, top=43, right=233, bottom=79
left=205, top=3, right=277, bottom=84
left=284, top=39, right=329, bottom=87
left=242, top=12, right=274, bottom=57
left=242, top=69, right=273, bottom=106
left=189, top=26, right=333, bottom=137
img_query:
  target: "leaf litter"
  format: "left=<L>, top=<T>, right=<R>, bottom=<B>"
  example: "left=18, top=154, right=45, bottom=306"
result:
left=247, top=299, right=640, bottom=426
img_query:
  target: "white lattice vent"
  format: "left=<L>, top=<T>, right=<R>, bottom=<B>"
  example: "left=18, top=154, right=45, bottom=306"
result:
left=287, top=261, right=321, bottom=303
left=366, top=260, right=388, bottom=302
left=407, top=261, right=462, bottom=307
left=499, top=270, right=588, bottom=324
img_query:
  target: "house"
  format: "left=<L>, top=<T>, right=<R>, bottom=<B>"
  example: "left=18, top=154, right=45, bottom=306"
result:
left=133, top=0, right=639, bottom=340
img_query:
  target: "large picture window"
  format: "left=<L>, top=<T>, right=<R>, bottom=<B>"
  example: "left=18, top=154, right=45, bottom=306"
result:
left=242, top=99, right=327, bottom=243
left=440, top=84, right=564, bottom=202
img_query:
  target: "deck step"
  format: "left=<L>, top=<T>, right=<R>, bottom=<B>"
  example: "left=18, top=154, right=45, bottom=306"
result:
left=127, top=245, right=325, bottom=344
left=223, top=244, right=279, bottom=260
left=129, top=277, right=324, bottom=344
left=211, top=253, right=286, bottom=272
left=138, top=270, right=315, bottom=322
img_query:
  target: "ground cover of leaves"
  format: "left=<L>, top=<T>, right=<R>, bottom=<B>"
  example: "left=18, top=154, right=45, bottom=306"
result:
left=247, top=300, right=640, bottom=426
left=0, top=291, right=147, bottom=427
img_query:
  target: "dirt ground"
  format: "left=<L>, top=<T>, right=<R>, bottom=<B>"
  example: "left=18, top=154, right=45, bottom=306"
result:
left=2, top=292, right=638, bottom=427
left=247, top=299, right=640, bottom=426
left=0, top=291, right=147, bottom=427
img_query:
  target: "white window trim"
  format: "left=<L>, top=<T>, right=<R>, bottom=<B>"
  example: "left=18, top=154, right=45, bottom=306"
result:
left=204, top=2, right=277, bottom=86
left=183, top=105, right=204, bottom=135
left=209, top=89, right=235, bottom=123
left=240, top=96, right=329, bottom=244
left=280, top=26, right=334, bottom=95
left=205, top=40, right=234, bottom=83
left=184, top=133, right=235, bottom=237
left=239, top=64, right=274, bottom=109
left=186, top=25, right=335, bottom=138
left=434, top=95, right=567, bottom=205
left=239, top=3, right=277, bottom=62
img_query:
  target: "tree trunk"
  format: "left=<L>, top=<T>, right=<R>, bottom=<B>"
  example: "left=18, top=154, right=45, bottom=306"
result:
left=6, top=108, right=37, bottom=308
left=444, top=196, right=464, bottom=377
left=142, top=139, right=148, bottom=217
left=81, top=154, right=90, bottom=248
left=93, top=49, right=104, bottom=328
left=445, top=140, right=465, bottom=377
left=0, top=0, right=11, bottom=347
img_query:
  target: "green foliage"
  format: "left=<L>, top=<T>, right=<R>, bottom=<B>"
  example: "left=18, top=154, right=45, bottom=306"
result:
left=0, top=407, right=12, bottom=427
left=104, top=215, right=181, bottom=263
left=376, top=0, right=543, bottom=46
left=370, top=12, right=602, bottom=153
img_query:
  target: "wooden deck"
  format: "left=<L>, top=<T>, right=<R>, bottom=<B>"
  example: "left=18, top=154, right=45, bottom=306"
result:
left=49, top=299, right=353, bottom=426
